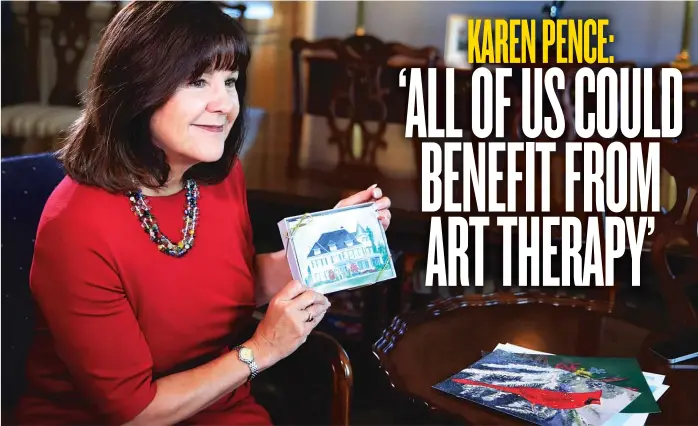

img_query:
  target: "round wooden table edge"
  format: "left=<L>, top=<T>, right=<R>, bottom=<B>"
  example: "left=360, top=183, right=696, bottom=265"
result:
left=371, top=292, right=618, bottom=416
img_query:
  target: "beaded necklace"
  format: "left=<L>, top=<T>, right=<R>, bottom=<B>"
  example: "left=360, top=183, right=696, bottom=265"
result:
left=127, top=179, right=200, bottom=257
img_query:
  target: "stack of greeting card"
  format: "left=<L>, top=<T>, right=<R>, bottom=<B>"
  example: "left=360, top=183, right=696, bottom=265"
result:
left=433, top=344, right=669, bottom=426
left=278, top=202, right=396, bottom=295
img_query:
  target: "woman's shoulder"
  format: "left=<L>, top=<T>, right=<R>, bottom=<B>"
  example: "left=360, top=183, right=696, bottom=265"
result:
left=226, top=158, right=246, bottom=187
left=38, top=176, right=127, bottom=242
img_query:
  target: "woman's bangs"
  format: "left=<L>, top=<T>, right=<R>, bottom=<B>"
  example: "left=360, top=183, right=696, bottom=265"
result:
left=190, top=35, right=249, bottom=78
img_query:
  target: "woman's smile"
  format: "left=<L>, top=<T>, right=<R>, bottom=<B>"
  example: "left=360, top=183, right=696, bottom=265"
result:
left=192, top=124, right=225, bottom=133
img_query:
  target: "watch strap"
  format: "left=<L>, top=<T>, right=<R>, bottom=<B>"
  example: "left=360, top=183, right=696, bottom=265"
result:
left=233, top=345, right=259, bottom=381
left=247, top=359, right=259, bottom=380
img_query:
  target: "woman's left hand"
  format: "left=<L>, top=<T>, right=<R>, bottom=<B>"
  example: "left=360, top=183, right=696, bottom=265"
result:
left=334, top=184, right=391, bottom=231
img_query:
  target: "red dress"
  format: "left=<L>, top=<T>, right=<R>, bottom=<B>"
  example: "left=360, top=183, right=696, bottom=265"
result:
left=15, top=161, right=272, bottom=425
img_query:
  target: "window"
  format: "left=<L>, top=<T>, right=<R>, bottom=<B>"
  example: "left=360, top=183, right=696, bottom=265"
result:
left=314, top=248, right=321, bottom=256
left=221, top=1, right=274, bottom=20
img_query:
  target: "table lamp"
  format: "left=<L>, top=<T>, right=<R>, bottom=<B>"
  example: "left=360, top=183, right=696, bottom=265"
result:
left=671, top=0, right=694, bottom=69
left=355, top=0, right=365, bottom=36
left=350, top=1, right=366, bottom=162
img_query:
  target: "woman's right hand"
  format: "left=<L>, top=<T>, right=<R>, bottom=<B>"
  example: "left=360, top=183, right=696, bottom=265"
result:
left=249, top=280, right=330, bottom=367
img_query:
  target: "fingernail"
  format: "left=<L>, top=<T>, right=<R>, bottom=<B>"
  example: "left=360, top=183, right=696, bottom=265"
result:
left=373, top=188, right=382, bottom=198
left=368, top=183, right=378, bottom=190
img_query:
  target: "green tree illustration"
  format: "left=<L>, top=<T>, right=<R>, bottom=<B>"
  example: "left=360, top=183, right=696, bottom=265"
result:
left=366, top=226, right=376, bottom=251
left=376, top=243, right=389, bottom=265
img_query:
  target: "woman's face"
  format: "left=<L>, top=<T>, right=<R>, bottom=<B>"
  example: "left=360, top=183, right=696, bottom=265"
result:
left=150, top=69, right=240, bottom=171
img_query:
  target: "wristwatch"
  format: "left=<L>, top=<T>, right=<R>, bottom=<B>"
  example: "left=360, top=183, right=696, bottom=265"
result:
left=233, top=345, right=259, bottom=382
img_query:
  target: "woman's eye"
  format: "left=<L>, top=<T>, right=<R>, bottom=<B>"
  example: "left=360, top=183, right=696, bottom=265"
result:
left=189, top=79, right=206, bottom=88
left=225, top=78, right=237, bottom=87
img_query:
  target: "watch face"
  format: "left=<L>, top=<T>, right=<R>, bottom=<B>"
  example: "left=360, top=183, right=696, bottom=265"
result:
left=239, top=347, right=253, bottom=362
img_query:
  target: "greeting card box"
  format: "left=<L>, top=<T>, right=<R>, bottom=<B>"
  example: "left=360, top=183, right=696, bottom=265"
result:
left=277, top=202, right=396, bottom=295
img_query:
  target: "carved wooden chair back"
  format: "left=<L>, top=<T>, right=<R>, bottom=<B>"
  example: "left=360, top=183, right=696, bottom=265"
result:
left=20, top=2, right=119, bottom=106
left=289, top=34, right=438, bottom=184
left=1, top=1, right=119, bottom=154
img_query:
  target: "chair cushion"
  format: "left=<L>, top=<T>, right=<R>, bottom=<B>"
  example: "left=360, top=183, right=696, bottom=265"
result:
left=1, top=103, right=80, bottom=139
left=3, top=104, right=259, bottom=146
left=1, top=153, right=66, bottom=410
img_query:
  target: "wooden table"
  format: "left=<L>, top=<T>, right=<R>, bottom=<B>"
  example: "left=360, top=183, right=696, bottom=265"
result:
left=373, top=296, right=698, bottom=425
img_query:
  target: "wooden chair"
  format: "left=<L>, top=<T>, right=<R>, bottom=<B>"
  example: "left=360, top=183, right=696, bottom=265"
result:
left=650, top=138, right=698, bottom=331
left=289, top=34, right=438, bottom=188
left=1, top=2, right=119, bottom=155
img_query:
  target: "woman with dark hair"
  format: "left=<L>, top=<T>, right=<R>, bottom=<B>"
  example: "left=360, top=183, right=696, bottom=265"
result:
left=15, top=2, right=391, bottom=425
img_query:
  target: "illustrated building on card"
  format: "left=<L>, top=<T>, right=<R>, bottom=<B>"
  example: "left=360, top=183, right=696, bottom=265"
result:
left=305, top=224, right=385, bottom=286
left=278, top=202, right=396, bottom=295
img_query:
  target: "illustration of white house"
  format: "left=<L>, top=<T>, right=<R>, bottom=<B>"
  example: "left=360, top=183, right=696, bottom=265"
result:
left=305, top=224, right=384, bottom=285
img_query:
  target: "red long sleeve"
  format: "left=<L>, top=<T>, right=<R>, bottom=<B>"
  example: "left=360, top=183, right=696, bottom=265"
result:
left=16, top=161, right=270, bottom=425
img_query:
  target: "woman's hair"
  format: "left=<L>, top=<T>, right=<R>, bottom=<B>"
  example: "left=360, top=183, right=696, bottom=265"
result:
left=58, top=1, right=251, bottom=192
